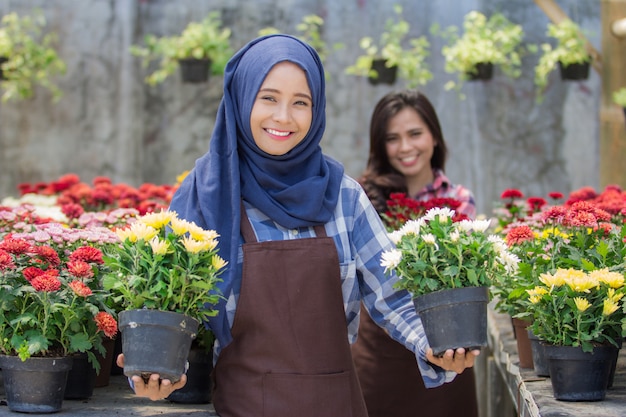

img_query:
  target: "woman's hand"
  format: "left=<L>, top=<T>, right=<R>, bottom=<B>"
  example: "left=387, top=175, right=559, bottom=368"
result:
left=116, top=354, right=187, bottom=401
left=425, top=348, right=480, bottom=374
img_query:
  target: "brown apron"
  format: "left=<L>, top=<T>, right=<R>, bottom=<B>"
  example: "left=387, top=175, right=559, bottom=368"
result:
left=211, top=210, right=368, bottom=417
left=351, top=304, right=478, bottom=417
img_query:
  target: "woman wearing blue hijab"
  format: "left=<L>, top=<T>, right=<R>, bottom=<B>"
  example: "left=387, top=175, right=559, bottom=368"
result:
left=119, top=34, right=478, bottom=416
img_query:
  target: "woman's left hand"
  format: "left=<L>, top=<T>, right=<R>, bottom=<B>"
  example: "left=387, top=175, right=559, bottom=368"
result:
left=426, top=348, right=480, bottom=374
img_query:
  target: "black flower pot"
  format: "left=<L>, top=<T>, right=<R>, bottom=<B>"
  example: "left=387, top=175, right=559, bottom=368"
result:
left=368, top=59, right=397, bottom=86
left=166, top=346, right=213, bottom=404
left=544, top=344, right=615, bottom=401
left=466, top=62, right=493, bottom=81
left=412, top=286, right=489, bottom=357
left=64, top=352, right=97, bottom=400
left=527, top=329, right=549, bottom=377
left=558, top=61, right=590, bottom=81
left=0, top=355, right=73, bottom=413
left=178, top=58, right=211, bottom=83
left=119, top=309, right=199, bottom=383
left=0, top=56, right=7, bottom=80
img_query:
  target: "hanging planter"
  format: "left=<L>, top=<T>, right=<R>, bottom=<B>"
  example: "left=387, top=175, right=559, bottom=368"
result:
left=413, top=286, right=489, bottom=357
left=544, top=344, right=616, bottom=401
left=0, top=355, right=73, bottom=413
left=119, top=309, right=199, bottom=383
left=368, top=59, right=398, bottom=85
left=0, top=56, right=7, bottom=80
left=466, top=62, right=494, bottom=81
left=178, top=58, right=211, bottom=83
left=558, top=61, right=590, bottom=81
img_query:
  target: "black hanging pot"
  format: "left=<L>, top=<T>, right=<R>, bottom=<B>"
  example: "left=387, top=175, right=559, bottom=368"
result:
left=0, top=355, right=73, bottom=413
left=466, top=62, right=493, bottom=81
left=412, top=286, right=489, bottom=357
left=558, top=61, right=590, bottom=81
left=119, top=309, right=199, bottom=383
left=0, top=56, right=8, bottom=80
left=178, top=58, right=211, bottom=83
left=368, top=58, right=398, bottom=86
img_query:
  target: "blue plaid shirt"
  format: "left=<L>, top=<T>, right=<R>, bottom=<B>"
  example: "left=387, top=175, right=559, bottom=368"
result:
left=215, top=174, right=453, bottom=388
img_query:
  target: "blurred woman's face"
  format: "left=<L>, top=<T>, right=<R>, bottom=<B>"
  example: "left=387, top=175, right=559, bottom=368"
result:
left=250, top=62, right=313, bottom=156
left=384, top=107, right=436, bottom=192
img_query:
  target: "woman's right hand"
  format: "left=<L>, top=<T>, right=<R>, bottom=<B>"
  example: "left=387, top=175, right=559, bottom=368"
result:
left=116, top=354, right=187, bottom=401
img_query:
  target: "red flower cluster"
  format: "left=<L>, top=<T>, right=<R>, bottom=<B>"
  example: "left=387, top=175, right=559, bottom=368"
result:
left=381, top=193, right=466, bottom=231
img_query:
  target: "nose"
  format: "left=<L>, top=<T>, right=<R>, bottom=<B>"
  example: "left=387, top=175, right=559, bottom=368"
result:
left=398, top=136, right=411, bottom=151
left=272, top=103, right=291, bottom=123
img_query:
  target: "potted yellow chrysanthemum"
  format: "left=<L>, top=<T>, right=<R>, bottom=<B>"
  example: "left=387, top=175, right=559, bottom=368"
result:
left=102, top=210, right=226, bottom=383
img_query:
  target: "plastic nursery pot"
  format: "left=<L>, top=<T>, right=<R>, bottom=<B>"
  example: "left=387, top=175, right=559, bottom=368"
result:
left=412, top=286, right=489, bottom=357
left=511, top=318, right=534, bottom=369
left=558, top=61, right=590, bottom=81
left=0, top=355, right=73, bottom=413
left=166, top=346, right=214, bottom=404
left=466, top=62, right=494, bottom=81
left=368, top=58, right=398, bottom=86
left=119, top=309, right=199, bottom=384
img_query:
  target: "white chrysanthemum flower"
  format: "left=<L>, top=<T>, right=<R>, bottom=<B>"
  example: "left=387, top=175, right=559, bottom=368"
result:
left=400, top=218, right=424, bottom=236
left=380, top=249, right=403, bottom=273
left=388, top=230, right=404, bottom=245
left=423, top=207, right=455, bottom=222
left=449, top=229, right=460, bottom=242
left=422, top=233, right=439, bottom=250
left=497, top=251, right=520, bottom=273
left=469, top=219, right=491, bottom=233
left=488, top=235, right=508, bottom=254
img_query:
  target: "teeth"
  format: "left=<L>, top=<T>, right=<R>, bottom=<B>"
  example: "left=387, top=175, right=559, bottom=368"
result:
left=400, top=156, right=418, bottom=163
left=267, top=128, right=289, bottom=137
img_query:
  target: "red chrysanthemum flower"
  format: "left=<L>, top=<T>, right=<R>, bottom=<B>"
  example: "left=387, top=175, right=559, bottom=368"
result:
left=69, top=246, right=104, bottom=264
left=541, top=206, right=568, bottom=223
left=565, top=211, right=598, bottom=228
left=500, top=189, right=523, bottom=199
left=23, top=266, right=46, bottom=282
left=69, top=280, right=92, bottom=297
left=0, top=237, right=32, bottom=255
left=31, top=272, right=62, bottom=292
left=51, top=173, right=81, bottom=193
left=67, top=260, right=94, bottom=279
left=34, top=245, right=61, bottom=267
left=505, top=225, right=535, bottom=246
left=95, top=312, right=118, bottom=339
left=0, top=249, right=15, bottom=270
left=527, top=197, right=547, bottom=212
left=61, top=203, right=85, bottom=220
left=548, top=192, right=564, bottom=200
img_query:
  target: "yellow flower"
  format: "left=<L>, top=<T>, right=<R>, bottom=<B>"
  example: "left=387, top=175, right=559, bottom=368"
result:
left=603, top=298, right=619, bottom=316
left=170, top=217, right=192, bottom=236
left=140, top=210, right=175, bottom=230
left=564, top=270, right=597, bottom=293
left=527, top=286, right=548, bottom=304
left=115, top=227, right=134, bottom=242
left=190, top=227, right=219, bottom=242
left=539, top=269, right=567, bottom=287
left=176, top=170, right=190, bottom=185
left=573, top=297, right=591, bottom=312
left=128, top=222, right=158, bottom=242
left=590, top=269, right=625, bottom=289
left=212, top=255, right=228, bottom=271
left=182, top=236, right=212, bottom=254
left=607, top=288, right=624, bottom=303
left=149, top=237, right=170, bottom=255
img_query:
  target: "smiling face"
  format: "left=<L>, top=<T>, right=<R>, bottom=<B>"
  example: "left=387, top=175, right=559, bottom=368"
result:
left=384, top=107, right=436, bottom=195
left=250, top=61, right=313, bottom=156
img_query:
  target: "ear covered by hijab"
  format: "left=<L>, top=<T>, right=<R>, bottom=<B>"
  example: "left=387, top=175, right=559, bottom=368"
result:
left=169, top=34, right=344, bottom=344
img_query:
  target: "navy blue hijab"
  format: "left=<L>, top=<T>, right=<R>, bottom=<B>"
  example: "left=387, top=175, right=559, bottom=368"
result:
left=169, top=34, right=344, bottom=344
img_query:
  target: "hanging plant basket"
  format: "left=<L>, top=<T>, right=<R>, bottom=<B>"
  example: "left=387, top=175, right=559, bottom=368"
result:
left=178, top=58, right=211, bottom=83
left=119, top=309, right=199, bottom=383
left=368, top=58, right=398, bottom=86
left=466, top=62, right=493, bottom=81
left=412, top=286, right=489, bottom=357
left=0, top=56, right=8, bottom=80
left=558, top=61, right=590, bottom=81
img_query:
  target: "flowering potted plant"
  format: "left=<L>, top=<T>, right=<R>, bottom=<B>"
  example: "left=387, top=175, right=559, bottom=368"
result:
left=129, top=11, right=233, bottom=85
left=523, top=268, right=625, bottom=401
left=0, top=11, right=66, bottom=102
left=345, top=5, right=432, bottom=88
left=431, top=11, right=525, bottom=96
left=0, top=226, right=118, bottom=412
left=102, top=209, right=226, bottom=382
left=380, top=207, right=519, bottom=355
left=380, top=192, right=467, bottom=232
left=534, top=19, right=592, bottom=103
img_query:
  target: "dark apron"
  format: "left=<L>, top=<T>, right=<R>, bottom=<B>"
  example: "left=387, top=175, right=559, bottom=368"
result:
left=212, top=209, right=368, bottom=417
left=351, top=304, right=478, bottom=417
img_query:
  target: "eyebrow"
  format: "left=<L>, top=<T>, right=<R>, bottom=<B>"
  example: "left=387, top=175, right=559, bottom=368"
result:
left=258, top=87, right=312, bottom=102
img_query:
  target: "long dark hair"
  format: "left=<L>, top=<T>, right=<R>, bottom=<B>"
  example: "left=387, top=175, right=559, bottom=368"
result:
left=358, top=90, right=448, bottom=212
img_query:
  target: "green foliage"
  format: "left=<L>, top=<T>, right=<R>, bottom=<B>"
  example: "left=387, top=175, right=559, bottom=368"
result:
left=345, top=5, right=432, bottom=88
left=129, top=12, right=233, bottom=86
left=613, top=87, right=626, bottom=107
left=432, top=11, right=525, bottom=95
left=0, top=11, right=66, bottom=102
left=381, top=207, right=518, bottom=297
left=534, top=19, right=591, bottom=102
left=102, top=211, right=225, bottom=323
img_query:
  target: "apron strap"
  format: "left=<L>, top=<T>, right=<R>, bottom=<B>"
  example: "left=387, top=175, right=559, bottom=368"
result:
left=240, top=201, right=328, bottom=242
